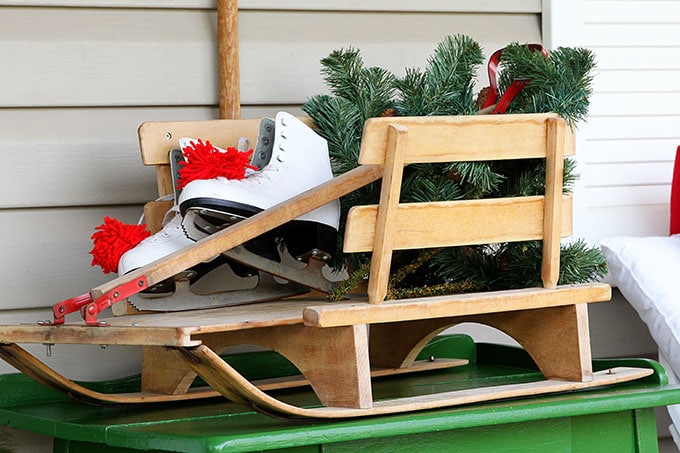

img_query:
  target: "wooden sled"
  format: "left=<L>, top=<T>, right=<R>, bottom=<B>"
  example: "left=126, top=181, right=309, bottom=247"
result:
left=0, top=113, right=653, bottom=418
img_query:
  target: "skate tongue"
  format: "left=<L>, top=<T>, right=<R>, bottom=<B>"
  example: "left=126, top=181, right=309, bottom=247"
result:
left=249, top=117, right=276, bottom=171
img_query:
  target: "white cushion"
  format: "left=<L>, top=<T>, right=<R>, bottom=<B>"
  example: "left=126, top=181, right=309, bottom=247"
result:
left=600, top=235, right=680, bottom=379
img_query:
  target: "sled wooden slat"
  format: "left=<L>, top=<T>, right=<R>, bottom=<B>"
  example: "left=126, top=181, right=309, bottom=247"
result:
left=138, top=118, right=263, bottom=166
left=138, top=117, right=315, bottom=166
left=344, top=195, right=573, bottom=253
left=0, top=300, right=322, bottom=347
left=367, top=124, right=409, bottom=304
left=303, top=284, right=611, bottom=328
left=0, top=325, right=201, bottom=347
left=541, top=117, right=566, bottom=289
left=358, top=113, right=575, bottom=165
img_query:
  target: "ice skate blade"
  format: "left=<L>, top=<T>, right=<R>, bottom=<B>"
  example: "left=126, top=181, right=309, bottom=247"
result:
left=182, top=208, right=337, bottom=260
left=224, top=244, right=335, bottom=294
left=128, top=273, right=308, bottom=312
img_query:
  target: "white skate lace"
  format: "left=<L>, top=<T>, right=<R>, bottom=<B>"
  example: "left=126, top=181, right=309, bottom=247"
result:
left=133, top=195, right=184, bottom=244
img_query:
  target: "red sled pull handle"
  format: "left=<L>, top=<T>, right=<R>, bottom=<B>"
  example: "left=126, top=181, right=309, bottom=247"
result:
left=48, top=276, right=148, bottom=326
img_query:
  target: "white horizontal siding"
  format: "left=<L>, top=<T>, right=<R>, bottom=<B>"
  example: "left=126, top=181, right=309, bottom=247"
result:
left=570, top=0, right=680, bottom=243
left=594, top=70, right=680, bottom=93
left=582, top=1, right=680, bottom=23
left=582, top=139, right=680, bottom=163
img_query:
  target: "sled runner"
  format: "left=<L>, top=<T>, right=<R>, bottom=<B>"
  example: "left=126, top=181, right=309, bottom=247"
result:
left=0, top=113, right=656, bottom=417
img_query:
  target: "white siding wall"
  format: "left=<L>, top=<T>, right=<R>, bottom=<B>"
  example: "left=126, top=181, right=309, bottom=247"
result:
left=569, top=0, right=680, bottom=242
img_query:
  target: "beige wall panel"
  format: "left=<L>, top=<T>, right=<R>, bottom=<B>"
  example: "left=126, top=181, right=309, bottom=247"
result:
left=0, top=0, right=541, bottom=11
left=0, top=206, right=142, bottom=310
left=0, top=106, right=302, bottom=208
left=0, top=7, right=541, bottom=107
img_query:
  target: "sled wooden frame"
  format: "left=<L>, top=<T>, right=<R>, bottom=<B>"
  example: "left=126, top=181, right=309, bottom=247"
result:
left=0, top=112, right=650, bottom=418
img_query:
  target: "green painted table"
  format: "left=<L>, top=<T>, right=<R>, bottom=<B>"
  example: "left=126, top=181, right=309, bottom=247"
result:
left=0, top=335, right=678, bottom=453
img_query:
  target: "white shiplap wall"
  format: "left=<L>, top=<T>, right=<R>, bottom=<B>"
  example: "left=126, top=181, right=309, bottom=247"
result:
left=574, top=0, right=680, bottom=242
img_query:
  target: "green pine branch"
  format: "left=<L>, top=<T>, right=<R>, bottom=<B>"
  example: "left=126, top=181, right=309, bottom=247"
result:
left=302, top=36, right=603, bottom=300
left=497, top=43, right=596, bottom=126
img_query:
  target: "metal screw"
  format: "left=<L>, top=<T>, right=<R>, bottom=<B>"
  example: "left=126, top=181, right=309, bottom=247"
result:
left=165, top=132, right=172, bottom=140
left=138, top=280, right=145, bottom=287
left=429, top=355, right=436, bottom=362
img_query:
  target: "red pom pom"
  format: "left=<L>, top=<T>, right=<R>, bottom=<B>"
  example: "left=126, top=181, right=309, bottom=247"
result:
left=89, top=216, right=151, bottom=274
left=177, top=139, right=257, bottom=189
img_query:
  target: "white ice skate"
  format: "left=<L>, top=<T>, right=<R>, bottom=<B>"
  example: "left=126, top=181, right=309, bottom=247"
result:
left=116, top=118, right=313, bottom=309
left=179, top=112, right=340, bottom=261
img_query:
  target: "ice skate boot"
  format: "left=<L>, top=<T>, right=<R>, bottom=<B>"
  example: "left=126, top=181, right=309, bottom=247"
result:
left=116, top=121, right=310, bottom=310
left=179, top=112, right=341, bottom=262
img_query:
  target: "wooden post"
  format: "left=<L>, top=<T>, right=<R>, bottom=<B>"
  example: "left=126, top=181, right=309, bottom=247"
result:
left=217, top=0, right=240, bottom=119
left=542, top=118, right=565, bottom=288
left=367, top=124, right=408, bottom=304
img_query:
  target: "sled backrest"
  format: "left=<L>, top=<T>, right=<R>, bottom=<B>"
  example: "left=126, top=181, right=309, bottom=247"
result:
left=343, top=113, right=575, bottom=303
left=137, top=118, right=264, bottom=198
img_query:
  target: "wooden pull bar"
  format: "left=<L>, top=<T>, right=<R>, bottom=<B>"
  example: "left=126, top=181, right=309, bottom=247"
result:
left=541, top=118, right=566, bottom=289
left=217, top=0, right=240, bottom=119
left=367, top=124, right=408, bottom=304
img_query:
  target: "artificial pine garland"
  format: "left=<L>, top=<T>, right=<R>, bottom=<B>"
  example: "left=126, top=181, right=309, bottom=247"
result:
left=303, top=35, right=606, bottom=300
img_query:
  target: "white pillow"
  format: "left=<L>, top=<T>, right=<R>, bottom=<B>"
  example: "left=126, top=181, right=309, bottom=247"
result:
left=600, top=235, right=680, bottom=378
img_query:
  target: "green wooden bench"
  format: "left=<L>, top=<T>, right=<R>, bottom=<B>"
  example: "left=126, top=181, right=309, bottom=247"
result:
left=1, top=335, right=679, bottom=453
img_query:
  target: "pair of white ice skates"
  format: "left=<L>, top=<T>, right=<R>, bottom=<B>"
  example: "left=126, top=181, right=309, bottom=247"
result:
left=118, top=112, right=340, bottom=308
